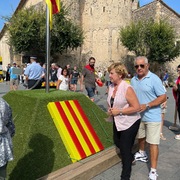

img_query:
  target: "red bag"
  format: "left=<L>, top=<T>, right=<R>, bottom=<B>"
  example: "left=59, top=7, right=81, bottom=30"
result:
left=96, top=79, right=103, bottom=87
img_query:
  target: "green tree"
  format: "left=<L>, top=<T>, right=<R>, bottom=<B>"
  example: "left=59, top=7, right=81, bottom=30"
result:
left=120, top=19, right=180, bottom=63
left=51, top=5, right=84, bottom=55
left=7, top=6, right=45, bottom=55
left=6, top=3, right=83, bottom=56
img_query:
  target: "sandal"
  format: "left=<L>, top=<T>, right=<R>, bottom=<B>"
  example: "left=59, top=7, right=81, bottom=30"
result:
left=160, top=133, right=166, bottom=140
left=175, top=134, right=180, bottom=140
left=169, top=126, right=179, bottom=131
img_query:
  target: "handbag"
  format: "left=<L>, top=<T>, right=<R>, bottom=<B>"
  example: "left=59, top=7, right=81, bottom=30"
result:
left=96, top=79, right=103, bottom=87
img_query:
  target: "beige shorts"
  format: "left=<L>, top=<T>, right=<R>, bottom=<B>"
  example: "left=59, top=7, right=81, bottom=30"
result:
left=136, top=121, right=161, bottom=145
left=10, top=79, right=19, bottom=86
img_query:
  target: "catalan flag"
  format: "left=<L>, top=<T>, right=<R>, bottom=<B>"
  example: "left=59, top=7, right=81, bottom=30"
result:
left=47, top=100, right=104, bottom=162
left=45, top=0, right=60, bottom=29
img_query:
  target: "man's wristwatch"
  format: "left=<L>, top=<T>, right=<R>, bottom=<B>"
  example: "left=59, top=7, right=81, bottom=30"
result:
left=146, top=104, right=150, bottom=110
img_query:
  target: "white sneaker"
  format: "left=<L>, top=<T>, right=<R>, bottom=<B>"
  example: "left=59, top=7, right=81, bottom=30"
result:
left=134, top=151, right=148, bottom=162
left=148, top=171, right=158, bottom=180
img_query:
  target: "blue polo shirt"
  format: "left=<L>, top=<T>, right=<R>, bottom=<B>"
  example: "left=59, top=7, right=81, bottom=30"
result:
left=131, top=71, right=165, bottom=122
left=24, top=62, right=43, bottom=80
left=9, top=67, right=18, bottom=79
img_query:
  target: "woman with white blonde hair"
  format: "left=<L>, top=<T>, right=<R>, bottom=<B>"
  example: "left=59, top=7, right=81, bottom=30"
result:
left=107, top=62, right=141, bottom=180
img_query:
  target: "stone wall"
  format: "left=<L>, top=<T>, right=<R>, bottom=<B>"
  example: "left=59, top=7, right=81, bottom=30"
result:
left=133, top=1, right=157, bottom=22
left=79, top=0, right=133, bottom=69
left=60, top=0, right=134, bottom=69
left=0, top=32, right=11, bottom=69
left=62, top=0, right=81, bottom=25
left=160, top=4, right=180, bottom=39
left=24, top=0, right=42, bottom=8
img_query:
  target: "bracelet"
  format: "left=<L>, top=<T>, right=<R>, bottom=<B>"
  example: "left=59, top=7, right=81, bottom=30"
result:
left=119, top=109, right=123, bottom=116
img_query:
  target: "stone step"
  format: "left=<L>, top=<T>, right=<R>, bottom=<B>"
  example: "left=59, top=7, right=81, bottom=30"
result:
left=39, top=146, right=121, bottom=180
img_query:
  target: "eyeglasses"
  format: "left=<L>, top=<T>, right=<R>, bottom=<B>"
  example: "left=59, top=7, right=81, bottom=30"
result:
left=134, top=64, right=145, bottom=69
left=177, top=69, right=180, bottom=72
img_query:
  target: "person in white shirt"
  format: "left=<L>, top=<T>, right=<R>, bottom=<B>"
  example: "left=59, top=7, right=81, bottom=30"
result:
left=56, top=68, right=69, bottom=91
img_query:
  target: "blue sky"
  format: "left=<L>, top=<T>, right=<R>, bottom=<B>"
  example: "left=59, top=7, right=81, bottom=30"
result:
left=140, top=0, right=180, bottom=13
left=0, top=0, right=20, bottom=31
left=0, top=0, right=180, bottom=31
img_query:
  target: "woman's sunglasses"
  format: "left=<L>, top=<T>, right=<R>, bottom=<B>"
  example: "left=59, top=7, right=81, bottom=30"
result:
left=134, top=64, right=145, bottom=69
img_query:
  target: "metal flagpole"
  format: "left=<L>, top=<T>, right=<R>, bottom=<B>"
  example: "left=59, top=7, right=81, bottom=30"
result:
left=46, top=5, right=50, bottom=93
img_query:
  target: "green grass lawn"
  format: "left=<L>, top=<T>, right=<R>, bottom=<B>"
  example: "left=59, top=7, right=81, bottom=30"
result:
left=3, top=89, right=113, bottom=180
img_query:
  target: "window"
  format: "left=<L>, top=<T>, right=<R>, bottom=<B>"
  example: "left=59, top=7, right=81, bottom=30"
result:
left=103, top=7, right=105, bottom=12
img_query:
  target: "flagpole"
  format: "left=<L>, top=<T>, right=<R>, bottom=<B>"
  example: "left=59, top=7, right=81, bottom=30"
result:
left=46, top=4, right=50, bottom=93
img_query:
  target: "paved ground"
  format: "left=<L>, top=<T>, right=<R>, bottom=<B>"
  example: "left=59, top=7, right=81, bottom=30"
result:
left=0, top=82, right=180, bottom=180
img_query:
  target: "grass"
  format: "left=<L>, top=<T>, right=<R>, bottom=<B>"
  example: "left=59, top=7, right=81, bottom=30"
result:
left=3, top=89, right=113, bottom=180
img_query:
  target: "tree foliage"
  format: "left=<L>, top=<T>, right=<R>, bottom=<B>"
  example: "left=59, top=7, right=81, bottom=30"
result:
left=51, top=5, right=84, bottom=55
left=6, top=3, right=84, bottom=56
left=120, top=19, right=180, bottom=63
left=7, top=6, right=45, bottom=55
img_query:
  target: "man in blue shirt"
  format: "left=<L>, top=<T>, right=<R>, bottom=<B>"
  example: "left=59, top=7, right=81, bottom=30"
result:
left=131, top=56, right=166, bottom=180
left=9, top=62, right=19, bottom=90
left=24, top=57, right=44, bottom=89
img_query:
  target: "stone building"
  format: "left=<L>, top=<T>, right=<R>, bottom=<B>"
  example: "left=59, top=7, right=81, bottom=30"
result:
left=0, top=0, right=135, bottom=69
left=0, top=0, right=179, bottom=71
left=133, top=0, right=180, bottom=72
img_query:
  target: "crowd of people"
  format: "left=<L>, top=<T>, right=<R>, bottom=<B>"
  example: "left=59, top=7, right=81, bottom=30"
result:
left=1, top=55, right=180, bottom=180
left=4, top=57, right=105, bottom=98
left=4, top=56, right=130, bottom=94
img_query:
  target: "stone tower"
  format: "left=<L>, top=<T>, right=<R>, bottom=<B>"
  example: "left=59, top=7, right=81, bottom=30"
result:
left=61, top=0, right=134, bottom=68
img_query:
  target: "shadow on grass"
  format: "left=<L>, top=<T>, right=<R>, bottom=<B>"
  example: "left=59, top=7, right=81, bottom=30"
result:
left=9, top=133, right=55, bottom=180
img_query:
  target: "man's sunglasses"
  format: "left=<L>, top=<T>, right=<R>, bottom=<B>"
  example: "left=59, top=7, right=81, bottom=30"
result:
left=134, top=64, right=145, bottom=69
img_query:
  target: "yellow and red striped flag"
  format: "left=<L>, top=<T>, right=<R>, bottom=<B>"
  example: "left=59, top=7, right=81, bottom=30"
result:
left=47, top=100, right=104, bottom=162
left=45, top=0, right=60, bottom=29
